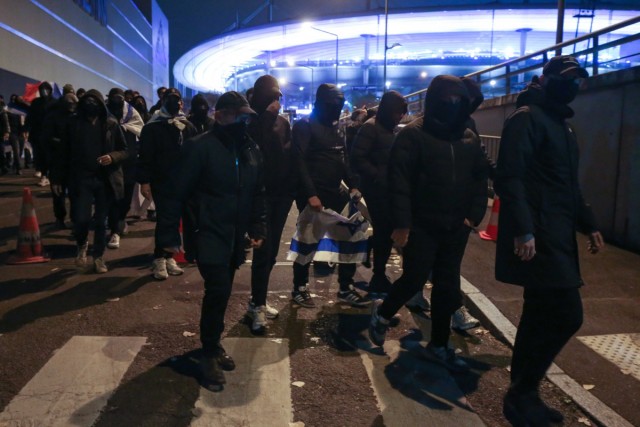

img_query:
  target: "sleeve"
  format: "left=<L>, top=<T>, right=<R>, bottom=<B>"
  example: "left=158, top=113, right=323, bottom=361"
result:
left=494, top=110, right=536, bottom=237
left=350, top=123, right=379, bottom=183
left=136, top=124, right=153, bottom=184
left=468, top=134, right=490, bottom=226
left=248, top=110, right=278, bottom=152
left=388, top=129, right=418, bottom=229
left=107, top=122, right=128, bottom=164
left=248, top=147, right=268, bottom=240
left=292, top=120, right=317, bottom=199
left=49, top=120, right=71, bottom=185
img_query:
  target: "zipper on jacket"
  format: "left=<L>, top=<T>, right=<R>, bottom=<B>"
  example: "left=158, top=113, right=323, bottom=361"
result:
left=450, top=143, right=456, bottom=183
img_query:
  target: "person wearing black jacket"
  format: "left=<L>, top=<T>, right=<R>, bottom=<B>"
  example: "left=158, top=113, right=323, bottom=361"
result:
left=495, top=56, right=604, bottom=427
left=6, top=95, right=31, bottom=174
left=350, top=91, right=407, bottom=293
left=187, top=94, right=214, bottom=134
left=291, top=83, right=369, bottom=308
left=244, top=75, right=295, bottom=333
left=368, top=75, right=489, bottom=372
left=26, top=82, right=55, bottom=185
left=137, top=88, right=197, bottom=280
left=50, top=89, right=128, bottom=274
left=148, top=86, right=167, bottom=116
left=157, top=91, right=267, bottom=390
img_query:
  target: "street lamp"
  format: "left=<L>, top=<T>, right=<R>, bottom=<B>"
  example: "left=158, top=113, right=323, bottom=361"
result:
left=382, top=0, right=401, bottom=92
left=311, top=26, right=338, bottom=85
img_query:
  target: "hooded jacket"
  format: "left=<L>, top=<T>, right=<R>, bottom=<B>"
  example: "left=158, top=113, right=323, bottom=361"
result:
left=188, top=94, right=214, bottom=134
left=50, top=89, right=128, bottom=199
left=494, top=78, right=598, bottom=288
left=247, top=75, right=296, bottom=197
left=389, top=76, right=489, bottom=230
left=25, top=82, right=55, bottom=144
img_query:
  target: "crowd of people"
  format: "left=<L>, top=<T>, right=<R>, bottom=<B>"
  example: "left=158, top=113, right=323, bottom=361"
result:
left=0, top=55, right=605, bottom=426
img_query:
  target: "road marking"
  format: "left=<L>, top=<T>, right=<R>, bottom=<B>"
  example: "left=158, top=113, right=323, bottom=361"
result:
left=0, top=336, right=146, bottom=427
left=578, top=334, right=640, bottom=381
left=190, top=337, right=293, bottom=427
left=360, top=340, right=485, bottom=427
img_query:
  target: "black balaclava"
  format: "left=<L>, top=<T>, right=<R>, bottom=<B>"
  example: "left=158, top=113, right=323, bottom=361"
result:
left=78, top=90, right=105, bottom=120
left=38, top=82, right=53, bottom=100
left=376, top=90, right=407, bottom=132
left=132, top=95, right=148, bottom=116
left=313, top=83, right=345, bottom=126
left=162, top=88, right=181, bottom=116
left=544, top=76, right=580, bottom=104
left=250, top=75, right=282, bottom=115
left=190, top=94, right=210, bottom=119
left=63, top=93, right=78, bottom=114
left=107, top=88, right=125, bottom=120
left=423, top=75, right=470, bottom=139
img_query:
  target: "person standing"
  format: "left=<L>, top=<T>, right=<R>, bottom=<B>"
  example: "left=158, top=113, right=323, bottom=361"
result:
left=291, top=83, right=369, bottom=308
left=26, top=82, right=55, bottom=185
left=350, top=90, right=407, bottom=294
left=368, top=76, right=488, bottom=372
left=50, top=89, right=127, bottom=273
left=187, top=94, right=214, bottom=134
left=137, top=88, right=197, bottom=280
left=245, top=75, right=296, bottom=334
left=157, top=91, right=266, bottom=390
left=495, top=56, right=604, bottom=426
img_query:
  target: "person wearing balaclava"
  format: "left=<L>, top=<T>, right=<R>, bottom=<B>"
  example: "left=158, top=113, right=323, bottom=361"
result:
left=131, top=95, right=151, bottom=123
left=244, top=75, right=296, bottom=334
left=26, top=81, right=56, bottom=186
left=105, top=88, right=144, bottom=250
left=50, top=89, right=127, bottom=274
left=156, top=90, right=267, bottom=390
left=369, top=75, right=489, bottom=372
left=187, top=94, right=214, bottom=134
left=41, top=92, right=79, bottom=229
left=290, top=83, right=368, bottom=308
left=350, top=91, right=407, bottom=294
left=137, top=88, right=197, bottom=281
left=493, top=56, right=604, bottom=426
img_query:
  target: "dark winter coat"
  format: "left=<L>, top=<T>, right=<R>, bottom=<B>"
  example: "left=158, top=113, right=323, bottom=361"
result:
left=41, top=98, right=76, bottom=184
left=350, top=117, right=394, bottom=199
left=157, top=122, right=267, bottom=266
left=50, top=89, right=128, bottom=199
left=494, top=81, right=597, bottom=289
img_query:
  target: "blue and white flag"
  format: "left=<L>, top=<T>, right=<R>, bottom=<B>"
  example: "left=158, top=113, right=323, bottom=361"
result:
left=287, top=202, right=370, bottom=265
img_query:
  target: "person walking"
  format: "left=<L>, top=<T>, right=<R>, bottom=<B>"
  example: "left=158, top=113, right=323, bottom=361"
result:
left=157, top=91, right=267, bottom=390
left=26, top=82, right=55, bottom=185
left=368, top=75, right=488, bottom=373
left=495, top=56, right=604, bottom=427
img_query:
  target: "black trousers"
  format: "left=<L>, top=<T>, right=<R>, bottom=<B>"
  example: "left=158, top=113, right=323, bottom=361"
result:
left=198, top=263, right=237, bottom=356
left=251, top=196, right=293, bottom=306
left=51, top=182, right=69, bottom=222
left=510, top=287, right=583, bottom=394
left=378, top=225, right=471, bottom=347
left=71, top=177, right=112, bottom=257
left=8, top=134, right=21, bottom=170
left=108, top=181, right=135, bottom=235
left=365, top=194, right=393, bottom=277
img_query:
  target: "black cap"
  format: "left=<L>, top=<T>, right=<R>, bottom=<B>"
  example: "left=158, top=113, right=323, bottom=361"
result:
left=108, top=88, right=125, bottom=99
left=316, top=83, right=344, bottom=105
left=215, top=91, right=257, bottom=115
left=543, top=55, right=589, bottom=78
left=163, top=87, right=182, bottom=100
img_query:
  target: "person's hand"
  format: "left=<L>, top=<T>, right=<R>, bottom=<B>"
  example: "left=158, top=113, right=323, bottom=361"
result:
left=250, top=238, right=263, bottom=249
left=391, top=228, right=410, bottom=248
left=588, top=231, right=605, bottom=254
left=308, top=195, right=322, bottom=211
left=97, top=155, right=112, bottom=166
left=514, top=237, right=536, bottom=261
left=140, top=183, right=153, bottom=201
left=266, top=99, right=281, bottom=114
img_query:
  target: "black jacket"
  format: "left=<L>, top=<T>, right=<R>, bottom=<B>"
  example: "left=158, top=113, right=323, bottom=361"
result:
left=50, top=89, right=128, bottom=199
left=157, top=122, right=267, bottom=266
left=494, top=81, right=597, bottom=288
left=350, top=117, right=394, bottom=199
left=389, top=117, right=488, bottom=231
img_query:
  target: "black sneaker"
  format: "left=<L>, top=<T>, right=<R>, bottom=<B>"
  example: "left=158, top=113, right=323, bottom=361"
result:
left=420, top=343, right=470, bottom=373
left=405, top=292, right=431, bottom=313
left=503, top=390, right=554, bottom=427
left=368, top=274, right=393, bottom=294
left=214, top=345, right=236, bottom=371
left=291, top=285, right=315, bottom=308
left=369, top=300, right=390, bottom=346
left=337, top=285, right=371, bottom=308
left=200, top=355, right=225, bottom=390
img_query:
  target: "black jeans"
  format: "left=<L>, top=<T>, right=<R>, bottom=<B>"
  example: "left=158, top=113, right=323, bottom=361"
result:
left=366, top=194, right=393, bottom=277
left=251, top=196, right=293, bottom=306
left=378, top=225, right=471, bottom=347
left=71, top=177, right=112, bottom=257
left=108, top=181, right=135, bottom=235
left=510, top=287, right=583, bottom=394
left=198, top=263, right=237, bottom=356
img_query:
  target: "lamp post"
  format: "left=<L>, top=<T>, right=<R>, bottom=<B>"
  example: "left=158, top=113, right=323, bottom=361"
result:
left=301, top=65, right=315, bottom=104
left=382, top=0, right=400, bottom=92
left=311, top=26, right=338, bottom=84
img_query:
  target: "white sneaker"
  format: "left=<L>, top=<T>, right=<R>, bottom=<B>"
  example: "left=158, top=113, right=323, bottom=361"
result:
left=37, top=176, right=50, bottom=187
left=165, top=257, right=184, bottom=276
left=152, top=258, right=169, bottom=280
left=246, top=304, right=267, bottom=335
left=76, top=242, right=88, bottom=266
left=452, top=306, right=480, bottom=330
left=94, top=257, right=108, bottom=274
left=265, top=303, right=279, bottom=319
left=34, top=171, right=42, bottom=178
left=107, top=233, right=120, bottom=249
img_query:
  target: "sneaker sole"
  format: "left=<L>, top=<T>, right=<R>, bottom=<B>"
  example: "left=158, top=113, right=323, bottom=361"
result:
left=452, top=322, right=480, bottom=331
left=167, top=270, right=184, bottom=276
left=291, top=299, right=315, bottom=308
left=153, top=274, right=169, bottom=280
left=337, top=297, right=372, bottom=308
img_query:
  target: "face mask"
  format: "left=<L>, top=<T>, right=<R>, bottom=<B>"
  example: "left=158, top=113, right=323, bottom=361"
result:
left=194, top=105, right=208, bottom=118
left=107, top=98, right=124, bottom=118
left=164, top=98, right=181, bottom=115
left=221, top=121, right=248, bottom=140
left=316, top=102, right=343, bottom=126
left=432, top=99, right=464, bottom=127
left=39, top=88, right=51, bottom=98
left=80, top=98, right=101, bottom=118
left=545, top=77, right=581, bottom=104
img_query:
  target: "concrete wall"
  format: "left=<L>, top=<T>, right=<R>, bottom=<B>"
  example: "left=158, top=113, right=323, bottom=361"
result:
left=472, top=67, right=640, bottom=251
left=0, top=0, right=154, bottom=101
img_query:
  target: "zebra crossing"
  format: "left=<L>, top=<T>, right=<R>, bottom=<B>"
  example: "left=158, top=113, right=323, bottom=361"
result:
left=0, top=336, right=485, bottom=427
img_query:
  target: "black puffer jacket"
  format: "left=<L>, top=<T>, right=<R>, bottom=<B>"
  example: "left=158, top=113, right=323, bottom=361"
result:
left=389, top=76, right=489, bottom=231
left=494, top=79, right=597, bottom=288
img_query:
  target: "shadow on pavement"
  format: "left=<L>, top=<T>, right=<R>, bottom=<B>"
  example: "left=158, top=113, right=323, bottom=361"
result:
left=0, top=275, right=154, bottom=334
left=0, top=268, right=75, bottom=302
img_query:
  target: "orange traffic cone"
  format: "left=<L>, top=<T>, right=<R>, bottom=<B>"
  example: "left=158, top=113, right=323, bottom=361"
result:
left=173, top=219, right=186, bottom=263
left=479, top=196, right=500, bottom=241
left=8, top=187, right=51, bottom=264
